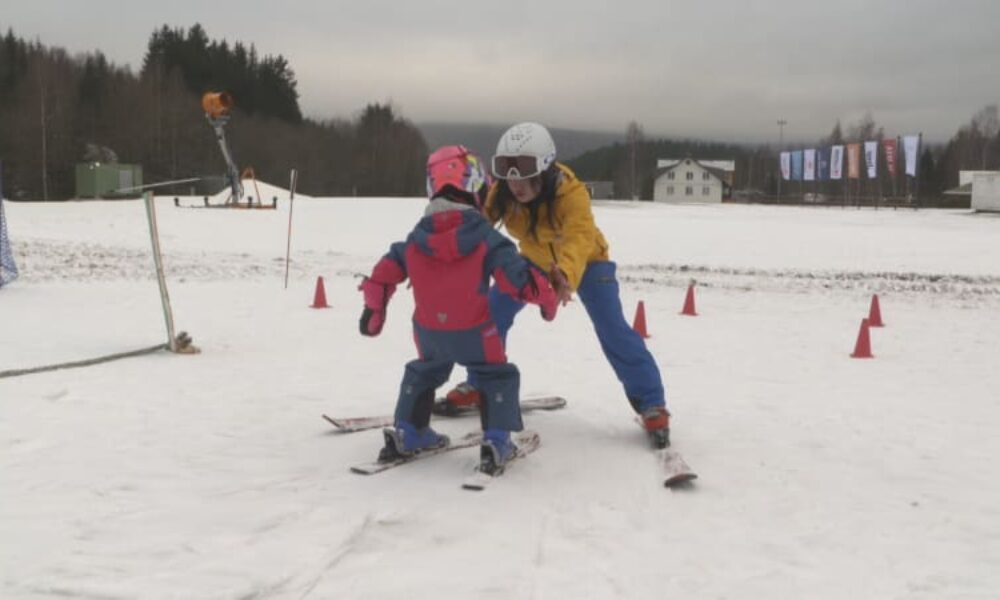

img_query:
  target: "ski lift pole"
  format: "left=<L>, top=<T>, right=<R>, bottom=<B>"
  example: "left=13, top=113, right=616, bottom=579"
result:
left=202, top=92, right=243, bottom=204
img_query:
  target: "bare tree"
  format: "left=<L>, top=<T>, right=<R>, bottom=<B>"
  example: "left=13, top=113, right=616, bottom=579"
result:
left=972, top=104, right=998, bottom=168
left=846, top=112, right=884, bottom=142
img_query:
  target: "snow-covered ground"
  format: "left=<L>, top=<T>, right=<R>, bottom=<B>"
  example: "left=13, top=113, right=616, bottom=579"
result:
left=2, top=197, right=999, bottom=599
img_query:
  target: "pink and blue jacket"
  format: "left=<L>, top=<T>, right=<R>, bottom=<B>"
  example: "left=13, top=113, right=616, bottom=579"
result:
left=365, top=198, right=556, bottom=335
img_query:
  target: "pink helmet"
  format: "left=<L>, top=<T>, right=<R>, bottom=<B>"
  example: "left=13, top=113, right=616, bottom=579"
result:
left=426, top=145, right=491, bottom=208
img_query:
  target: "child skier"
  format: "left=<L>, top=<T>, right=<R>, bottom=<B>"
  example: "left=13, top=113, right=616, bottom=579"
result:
left=358, top=145, right=560, bottom=474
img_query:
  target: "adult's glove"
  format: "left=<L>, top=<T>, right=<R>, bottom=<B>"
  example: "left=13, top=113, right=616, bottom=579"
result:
left=549, top=264, right=572, bottom=306
left=358, top=277, right=396, bottom=336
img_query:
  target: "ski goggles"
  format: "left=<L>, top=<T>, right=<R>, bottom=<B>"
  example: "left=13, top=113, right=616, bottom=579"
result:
left=492, top=155, right=542, bottom=180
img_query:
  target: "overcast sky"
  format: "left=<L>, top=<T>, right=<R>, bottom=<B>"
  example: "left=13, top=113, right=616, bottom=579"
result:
left=4, top=0, right=998, bottom=142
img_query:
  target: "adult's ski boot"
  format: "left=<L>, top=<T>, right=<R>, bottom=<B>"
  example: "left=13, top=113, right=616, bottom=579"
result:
left=434, top=383, right=482, bottom=416
left=641, top=406, right=671, bottom=449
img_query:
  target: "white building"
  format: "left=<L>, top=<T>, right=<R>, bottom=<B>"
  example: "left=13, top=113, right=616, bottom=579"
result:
left=971, top=172, right=1000, bottom=212
left=657, top=159, right=736, bottom=174
left=959, top=170, right=996, bottom=186
left=653, top=158, right=730, bottom=203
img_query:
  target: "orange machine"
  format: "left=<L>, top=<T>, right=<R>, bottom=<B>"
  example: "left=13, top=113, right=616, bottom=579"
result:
left=201, top=92, right=242, bottom=203
left=201, top=92, right=234, bottom=119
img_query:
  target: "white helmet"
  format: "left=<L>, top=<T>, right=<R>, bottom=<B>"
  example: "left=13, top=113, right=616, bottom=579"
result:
left=492, top=122, right=557, bottom=180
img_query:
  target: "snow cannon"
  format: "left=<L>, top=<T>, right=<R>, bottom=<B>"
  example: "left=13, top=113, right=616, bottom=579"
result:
left=201, top=92, right=242, bottom=204
left=201, top=92, right=234, bottom=118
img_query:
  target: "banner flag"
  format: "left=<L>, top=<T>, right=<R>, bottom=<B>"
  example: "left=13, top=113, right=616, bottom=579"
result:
left=864, top=141, right=878, bottom=179
left=903, top=134, right=920, bottom=176
left=0, top=160, right=20, bottom=288
left=780, top=152, right=791, bottom=181
left=791, top=150, right=803, bottom=181
left=803, top=149, right=816, bottom=181
left=817, top=147, right=830, bottom=181
left=846, top=143, right=861, bottom=180
left=882, top=139, right=898, bottom=178
left=829, top=145, right=844, bottom=180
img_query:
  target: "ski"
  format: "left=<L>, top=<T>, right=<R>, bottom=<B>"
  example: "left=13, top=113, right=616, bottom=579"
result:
left=323, top=414, right=388, bottom=433
left=349, top=431, right=482, bottom=475
left=658, top=448, right=697, bottom=488
left=635, top=417, right=697, bottom=488
left=323, top=396, right=566, bottom=433
left=432, top=395, right=565, bottom=417
left=461, top=431, right=541, bottom=491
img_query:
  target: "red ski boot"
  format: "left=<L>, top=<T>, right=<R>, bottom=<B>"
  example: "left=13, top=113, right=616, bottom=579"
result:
left=641, top=407, right=671, bottom=449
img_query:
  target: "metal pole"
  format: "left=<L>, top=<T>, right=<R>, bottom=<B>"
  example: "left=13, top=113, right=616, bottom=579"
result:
left=143, top=191, right=177, bottom=350
left=207, top=115, right=243, bottom=204
left=284, top=169, right=299, bottom=290
left=915, top=132, right=923, bottom=209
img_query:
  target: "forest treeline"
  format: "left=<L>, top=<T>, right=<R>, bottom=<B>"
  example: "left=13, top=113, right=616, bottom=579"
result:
left=0, top=24, right=426, bottom=200
left=2, top=23, right=997, bottom=202
left=568, top=109, right=1000, bottom=201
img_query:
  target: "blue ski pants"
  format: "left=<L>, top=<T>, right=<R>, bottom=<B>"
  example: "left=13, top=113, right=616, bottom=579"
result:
left=470, top=260, right=667, bottom=413
left=395, top=321, right=523, bottom=432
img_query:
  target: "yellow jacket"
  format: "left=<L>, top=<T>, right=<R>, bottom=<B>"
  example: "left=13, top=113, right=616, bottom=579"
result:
left=485, top=163, right=609, bottom=291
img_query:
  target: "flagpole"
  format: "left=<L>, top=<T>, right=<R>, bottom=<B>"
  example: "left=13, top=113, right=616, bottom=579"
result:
left=894, top=136, right=900, bottom=200
left=915, top=132, right=923, bottom=210
left=814, top=150, right=819, bottom=201
left=840, top=147, right=846, bottom=209
left=907, top=135, right=914, bottom=207
left=876, top=141, right=883, bottom=210
left=799, top=147, right=804, bottom=202
left=777, top=119, right=786, bottom=202
left=842, top=159, right=846, bottom=209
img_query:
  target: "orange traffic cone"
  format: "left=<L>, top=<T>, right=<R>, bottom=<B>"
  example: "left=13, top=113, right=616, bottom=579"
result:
left=680, top=283, right=698, bottom=316
left=311, top=276, right=330, bottom=309
left=632, top=301, right=650, bottom=338
left=868, top=294, right=884, bottom=327
left=850, top=318, right=873, bottom=358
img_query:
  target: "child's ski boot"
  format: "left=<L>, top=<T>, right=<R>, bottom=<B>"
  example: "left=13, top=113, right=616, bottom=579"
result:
left=378, top=421, right=450, bottom=462
left=479, top=429, right=518, bottom=476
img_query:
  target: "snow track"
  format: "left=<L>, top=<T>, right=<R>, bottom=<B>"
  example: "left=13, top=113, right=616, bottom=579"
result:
left=618, top=263, right=1000, bottom=299
left=3, top=199, right=999, bottom=599
left=15, top=235, right=1000, bottom=304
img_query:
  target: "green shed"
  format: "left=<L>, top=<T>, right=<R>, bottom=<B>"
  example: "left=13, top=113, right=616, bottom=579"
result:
left=75, top=163, right=143, bottom=199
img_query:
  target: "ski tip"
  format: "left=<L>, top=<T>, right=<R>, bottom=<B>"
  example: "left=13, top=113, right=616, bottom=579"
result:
left=664, top=473, right=698, bottom=489
left=530, top=396, right=567, bottom=410
left=350, top=465, right=380, bottom=475
left=462, top=470, right=497, bottom=491
left=322, top=414, right=353, bottom=431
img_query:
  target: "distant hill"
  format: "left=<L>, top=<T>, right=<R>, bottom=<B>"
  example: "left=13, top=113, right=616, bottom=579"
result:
left=417, top=122, right=623, bottom=162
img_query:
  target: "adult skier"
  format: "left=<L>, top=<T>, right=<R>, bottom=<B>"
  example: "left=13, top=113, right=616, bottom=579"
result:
left=442, top=123, right=673, bottom=448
